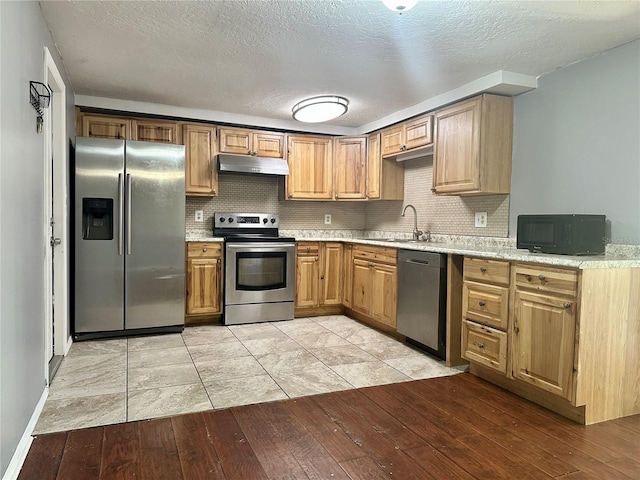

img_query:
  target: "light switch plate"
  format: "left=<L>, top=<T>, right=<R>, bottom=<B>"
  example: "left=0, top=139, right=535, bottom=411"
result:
left=475, top=212, right=487, bottom=228
left=324, top=214, right=332, bottom=225
left=195, top=210, right=204, bottom=222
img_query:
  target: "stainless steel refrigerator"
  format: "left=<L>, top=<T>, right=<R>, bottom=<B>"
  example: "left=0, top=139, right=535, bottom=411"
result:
left=74, top=137, right=185, bottom=340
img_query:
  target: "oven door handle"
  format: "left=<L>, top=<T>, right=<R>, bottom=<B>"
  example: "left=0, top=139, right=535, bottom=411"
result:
left=226, top=243, right=296, bottom=250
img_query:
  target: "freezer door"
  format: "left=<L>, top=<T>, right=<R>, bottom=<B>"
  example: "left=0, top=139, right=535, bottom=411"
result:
left=124, top=141, right=185, bottom=329
left=74, top=137, right=125, bottom=333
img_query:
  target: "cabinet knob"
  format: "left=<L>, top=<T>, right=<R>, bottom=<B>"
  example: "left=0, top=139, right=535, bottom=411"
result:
left=203, top=247, right=207, bottom=252
left=430, top=188, right=436, bottom=193
left=288, top=194, right=293, bottom=198
left=480, top=267, right=487, bottom=273
left=477, top=343, right=485, bottom=349
left=538, top=274, right=546, bottom=281
left=514, top=325, right=520, bottom=334
left=563, top=302, right=571, bottom=309
left=478, top=301, right=486, bottom=307
left=315, top=257, right=319, bottom=262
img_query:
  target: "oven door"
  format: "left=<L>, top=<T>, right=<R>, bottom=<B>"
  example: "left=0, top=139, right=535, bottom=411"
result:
left=225, top=242, right=295, bottom=306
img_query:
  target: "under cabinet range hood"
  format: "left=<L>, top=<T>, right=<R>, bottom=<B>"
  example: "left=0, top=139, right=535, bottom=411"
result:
left=217, top=153, right=289, bottom=176
left=394, top=145, right=434, bottom=162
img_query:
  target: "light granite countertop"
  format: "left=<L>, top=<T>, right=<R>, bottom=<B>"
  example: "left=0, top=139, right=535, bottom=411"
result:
left=185, top=230, right=640, bottom=269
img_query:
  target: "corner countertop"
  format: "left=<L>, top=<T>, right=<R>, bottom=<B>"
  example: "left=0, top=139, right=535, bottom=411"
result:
left=185, top=230, right=640, bottom=269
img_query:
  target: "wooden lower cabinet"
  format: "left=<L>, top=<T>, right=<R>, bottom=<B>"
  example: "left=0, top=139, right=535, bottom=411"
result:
left=512, top=289, right=576, bottom=400
left=350, top=245, right=398, bottom=329
left=342, top=243, right=353, bottom=308
left=295, top=242, right=343, bottom=312
left=185, top=243, right=222, bottom=321
left=464, top=257, right=640, bottom=424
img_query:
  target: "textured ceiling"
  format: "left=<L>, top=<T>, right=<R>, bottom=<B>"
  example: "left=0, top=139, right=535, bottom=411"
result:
left=39, top=1, right=640, bottom=129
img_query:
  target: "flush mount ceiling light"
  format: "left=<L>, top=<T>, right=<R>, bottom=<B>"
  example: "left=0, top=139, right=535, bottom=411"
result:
left=382, top=0, right=418, bottom=13
left=292, top=95, right=349, bottom=123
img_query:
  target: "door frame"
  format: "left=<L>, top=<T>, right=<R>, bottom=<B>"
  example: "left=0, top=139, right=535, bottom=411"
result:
left=43, top=46, right=70, bottom=382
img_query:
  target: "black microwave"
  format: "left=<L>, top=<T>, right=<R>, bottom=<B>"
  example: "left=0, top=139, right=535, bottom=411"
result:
left=516, top=214, right=606, bottom=255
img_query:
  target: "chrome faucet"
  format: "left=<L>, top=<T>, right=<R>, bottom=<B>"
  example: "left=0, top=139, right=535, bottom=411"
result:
left=401, top=204, right=423, bottom=241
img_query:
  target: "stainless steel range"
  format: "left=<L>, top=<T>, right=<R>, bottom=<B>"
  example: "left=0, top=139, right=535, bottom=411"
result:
left=214, top=212, right=295, bottom=325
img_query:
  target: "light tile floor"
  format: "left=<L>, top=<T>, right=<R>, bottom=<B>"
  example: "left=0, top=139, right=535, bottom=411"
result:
left=34, top=315, right=466, bottom=434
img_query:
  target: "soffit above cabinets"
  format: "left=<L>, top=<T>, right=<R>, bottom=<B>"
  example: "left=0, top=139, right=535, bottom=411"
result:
left=40, top=1, right=640, bottom=134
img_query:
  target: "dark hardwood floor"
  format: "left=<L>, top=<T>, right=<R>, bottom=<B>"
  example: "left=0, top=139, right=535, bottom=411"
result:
left=18, top=373, right=640, bottom=480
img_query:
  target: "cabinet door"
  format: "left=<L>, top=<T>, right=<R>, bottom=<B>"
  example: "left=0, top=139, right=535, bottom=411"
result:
left=254, top=132, right=285, bottom=158
left=321, top=243, right=343, bottom=305
left=219, top=128, right=251, bottom=154
left=433, top=97, right=481, bottom=194
left=352, top=259, right=372, bottom=316
left=132, top=119, right=179, bottom=144
left=186, top=258, right=222, bottom=315
left=512, top=290, right=576, bottom=400
left=296, top=254, right=319, bottom=308
left=380, top=125, right=404, bottom=158
left=366, top=133, right=381, bottom=200
left=183, top=124, right=217, bottom=196
left=82, top=114, right=131, bottom=139
left=334, top=136, right=366, bottom=200
left=404, top=114, right=433, bottom=150
left=371, top=263, right=397, bottom=328
left=286, top=135, right=333, bottom=200
left=342, top=244, right=354, bottom=308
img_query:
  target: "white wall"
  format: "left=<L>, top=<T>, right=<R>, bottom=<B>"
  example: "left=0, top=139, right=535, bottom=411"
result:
left=0, top=2, right=73, bottom=476
left=510, top=40, right=640, bottom=245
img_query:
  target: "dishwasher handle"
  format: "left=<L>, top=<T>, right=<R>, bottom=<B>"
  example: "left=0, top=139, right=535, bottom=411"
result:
left=404, top=258, right=433, bottom=266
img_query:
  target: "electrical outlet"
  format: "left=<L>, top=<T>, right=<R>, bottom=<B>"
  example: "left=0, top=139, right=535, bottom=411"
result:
left=195, top=210, right=204, bottom=222
left=475, top=212, right=487, bottom=228
left=324, top=214, right=332, bottom=225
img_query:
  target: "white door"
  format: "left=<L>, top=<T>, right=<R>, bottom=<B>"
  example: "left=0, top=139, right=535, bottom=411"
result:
left=43, top=47, right=69, bottom=383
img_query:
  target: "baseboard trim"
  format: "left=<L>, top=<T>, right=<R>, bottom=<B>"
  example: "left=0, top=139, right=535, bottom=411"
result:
left=2, top=387, right=48, bottom=480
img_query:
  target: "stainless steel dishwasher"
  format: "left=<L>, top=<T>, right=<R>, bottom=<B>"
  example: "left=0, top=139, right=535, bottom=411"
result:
left=397, top=250, right=447, bottom=360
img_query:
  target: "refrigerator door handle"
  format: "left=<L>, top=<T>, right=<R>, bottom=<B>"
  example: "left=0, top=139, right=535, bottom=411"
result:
left=126, top=173, right=132, bottom=255
left=118, top=173, right=124, bottom=256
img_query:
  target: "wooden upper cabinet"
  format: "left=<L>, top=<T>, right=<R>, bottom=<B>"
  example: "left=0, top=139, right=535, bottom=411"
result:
left=183, top=123, right=218, bottom=196
left=286, top=135, right=333, bottom=200
left=82, top=114, right=131, bottom=140
left=219, top=127, right=284, bottom=158
left=367, top=133, right=404, bottom=201
left=334, top=136, right=367, bottom=200
left=381, top=113, right=433, bottom=158
left=433, top=94, right=513, bottom=195
left=132, top=119, right=180, bottom=144
left=404, top=114, right=433, bottom=151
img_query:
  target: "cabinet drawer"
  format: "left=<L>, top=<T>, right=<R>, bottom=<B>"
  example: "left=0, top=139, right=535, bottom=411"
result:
left=464, top=257, right=510, bottom=285
left=187, top=242, right=222, bottom=259
left=353, top=245, right=397, bottom=265
left=462, top=320, right=507, bottom=373
left=514, top=264, right=578, bottom=297
left=463, top=281, right=509, bottom=330
left=297, top=242, right=319, bottom=256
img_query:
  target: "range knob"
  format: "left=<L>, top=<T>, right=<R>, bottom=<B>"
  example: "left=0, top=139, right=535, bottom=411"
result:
left=219, top=217, right=225, bottom=223
left=263, top=218, right=268, bottom=224
left=228, top=217, right=234, bottom=223
left=270, top=218, right=276, bottom=224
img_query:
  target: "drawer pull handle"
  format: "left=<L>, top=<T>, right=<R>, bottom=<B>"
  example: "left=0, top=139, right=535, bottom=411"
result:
left=563, top=302, right=571, bottom=309
left=478, top=301, right=486, bottom=307
left=477, top=343, right=485, bottom=349
left=480, top=267, right=487, bottom=273
left=538, top=274, right=546, bottom=281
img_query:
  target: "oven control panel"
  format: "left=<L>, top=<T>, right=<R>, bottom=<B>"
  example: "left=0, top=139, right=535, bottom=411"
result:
left=214, top=212, right=279, bottom=229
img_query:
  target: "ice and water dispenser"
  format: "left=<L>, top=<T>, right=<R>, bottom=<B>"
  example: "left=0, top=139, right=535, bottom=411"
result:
left=82, top=198, right=113, bottom=240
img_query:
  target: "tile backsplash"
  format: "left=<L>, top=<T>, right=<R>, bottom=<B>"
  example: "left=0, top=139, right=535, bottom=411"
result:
left=185, top=174, right=366, bottom=232
left=365, top=156, right=509, bottom=237
left=186, top=157, right=510, bottom=237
